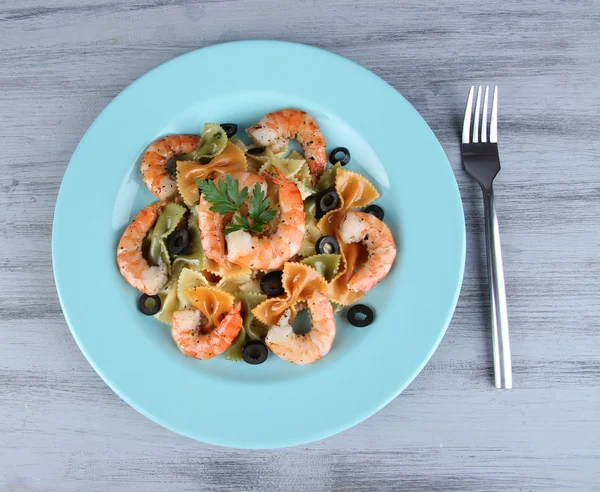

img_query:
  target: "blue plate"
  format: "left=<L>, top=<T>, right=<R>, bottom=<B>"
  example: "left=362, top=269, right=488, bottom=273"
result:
left=53, top=41, right=465, bottom=449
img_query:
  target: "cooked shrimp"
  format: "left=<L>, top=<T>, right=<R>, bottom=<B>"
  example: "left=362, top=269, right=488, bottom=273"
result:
left=246, top=109, right=327, bottom=180
left=141, top=134, right=200, bottom=200
left=198, top=172, right=267, bottom=267
left=171, top=302, right=242, bottom=360
left=226, top=169, right=305, bottom=270
left=116, top=202, right=168, bottom=295
left=265, top=293, right=335, bottom=365
left=338, top=210, right=396, bottom=292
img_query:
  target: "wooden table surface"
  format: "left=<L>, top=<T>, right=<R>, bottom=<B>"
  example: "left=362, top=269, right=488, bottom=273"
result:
left=1, top=1, right=599, bottom=490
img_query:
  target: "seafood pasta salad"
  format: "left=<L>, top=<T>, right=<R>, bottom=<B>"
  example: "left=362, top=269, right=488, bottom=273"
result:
left=117, top=109, right=396, bottom=365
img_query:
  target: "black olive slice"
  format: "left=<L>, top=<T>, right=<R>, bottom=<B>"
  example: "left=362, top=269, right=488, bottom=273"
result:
left=138, top=294, right=161, bottom=316
left=242, top=340, right=269, bottom=365
left=364, top=204, right=384, bottom=221
left=260, top=271, right=285, bottom=297
left=315, top=188, right=340, bottom=219
left=167, top=229, right=191, bottom=256
left=329, top=147, right=351, bottom=166
left=247, top=146, right=266, bottom=155
left=347, top=304, right=374, bottom=327
left=315, top=235, right=340, bottom=255
left=220, top=123, right=238, bottom=138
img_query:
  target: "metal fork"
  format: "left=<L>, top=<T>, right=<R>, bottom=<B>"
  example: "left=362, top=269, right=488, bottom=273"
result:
left=462, top=86, right=512, bottom=389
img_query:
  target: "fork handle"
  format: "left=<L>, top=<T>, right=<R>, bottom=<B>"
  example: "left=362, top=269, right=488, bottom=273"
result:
left=483, top=189, right=513, bottom=389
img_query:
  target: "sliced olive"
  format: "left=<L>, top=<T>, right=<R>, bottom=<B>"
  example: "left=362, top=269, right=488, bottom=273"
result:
left=247, top=146, right=266, bottom=155
left=315, top=235, right=340, bottom=255
left=166, top=153, right=189, bottom=176
left=242, top=340, right=269, bottom=365
left=167, top=229, right=191, bottom=255
left=347, top=304, right=374, bottom=327
left=260, top=271, right=285, bottom=297
left=138, top=294, right=161, bottom=316
left=329, top=147, right=351, bottom=166
left=220, top=123, right=238, bottom=138
left=315, top=188, right=340, bottom=219
left=364, top=204, right=384, bottom=221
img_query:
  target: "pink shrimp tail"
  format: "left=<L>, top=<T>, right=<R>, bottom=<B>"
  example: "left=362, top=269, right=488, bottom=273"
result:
left=231, top=301, right=242, bottom=314
left=269, top=167, right=288, bottom=186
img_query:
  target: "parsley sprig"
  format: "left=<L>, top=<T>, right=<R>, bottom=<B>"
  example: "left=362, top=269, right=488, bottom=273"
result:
left=197, top=175, right=276, bottom=235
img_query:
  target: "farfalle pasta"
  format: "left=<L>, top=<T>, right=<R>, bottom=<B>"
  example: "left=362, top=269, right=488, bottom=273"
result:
left=217, top=274, right=253, bottom=294
left=229, top=137, right=248, bottom=153
left=148, top=203, right=187, bottom=272
left=185, top=286, right=236, bottom=331
left=252, top=263, right=328, bottom=326
left=171, top=214, right=205, bottom=271
left=300, top=254, right=341, bottom=281
left=176, top=268, right=212, bottom=306
left=258, top=148, right=306, bottom=178
left=326, top=241, right=367, bottom=305
left=176, top=142, right=247, bottom=206
left=317, top=169, right=379, bottom=233
left=297, top=220, right=322, bottom=257
left=154, top=277, right=180, bottom=324
left=203, top=257, right=252, bottom=279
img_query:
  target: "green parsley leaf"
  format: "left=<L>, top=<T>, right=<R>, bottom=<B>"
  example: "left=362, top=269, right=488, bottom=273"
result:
left=198, top=176, right=276, bottom=235
left=223, top=222, right=244, bottom=235
left=196, top=177, right=238, bottom=215
left=248, top=182, right=277, bottom=233
left=224, top=174, right=249, bottom=209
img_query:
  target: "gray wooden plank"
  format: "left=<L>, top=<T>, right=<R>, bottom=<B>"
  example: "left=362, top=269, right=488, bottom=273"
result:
left=1, top=0, right=599, bottom=490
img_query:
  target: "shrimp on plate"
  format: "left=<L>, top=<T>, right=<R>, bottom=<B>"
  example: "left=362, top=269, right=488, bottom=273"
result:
left=246, top=109, right=327, bottom=181
left=265, top=293, right=335, bottom=365
left=171, top=302, right=242, bottom=360
left=226, top=169, right=305, bottom=270
left=116, top=202, right=168, bottom=295
left=338, top=210, right=396, bottom=292
left=197, top=171, right=267, bottom=268
left=141, top=134, right=200, bottom=200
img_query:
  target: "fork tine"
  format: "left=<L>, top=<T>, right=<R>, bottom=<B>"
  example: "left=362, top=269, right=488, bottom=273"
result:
left=462, top=86, right=474, bottom=144
left=490, top=86, right=498, bottom=143
left=481, top=86, right=489, bottom=142
left=472, top=86, right=482, bottom=143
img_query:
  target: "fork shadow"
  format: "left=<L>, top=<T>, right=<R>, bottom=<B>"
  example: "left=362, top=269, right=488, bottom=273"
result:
left=462, top=179, right=495, bottom=386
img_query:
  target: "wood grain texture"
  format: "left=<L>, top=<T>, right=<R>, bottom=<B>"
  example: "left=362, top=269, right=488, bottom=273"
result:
left=1, top=0, right=599, bottom=490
